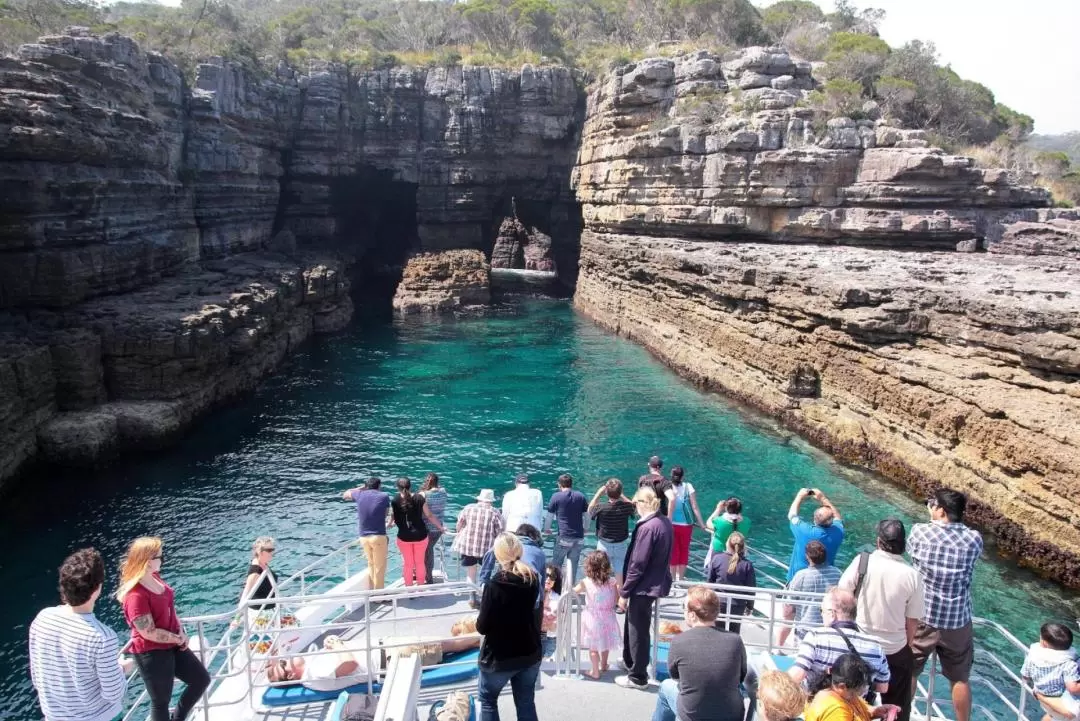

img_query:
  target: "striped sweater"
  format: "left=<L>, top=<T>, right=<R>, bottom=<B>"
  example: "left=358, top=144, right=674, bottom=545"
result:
left=28, top=605, right=127, bottom=721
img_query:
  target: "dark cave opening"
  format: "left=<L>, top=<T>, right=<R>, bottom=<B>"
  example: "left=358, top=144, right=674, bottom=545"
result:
left=329, top=166, right=419, bottom=312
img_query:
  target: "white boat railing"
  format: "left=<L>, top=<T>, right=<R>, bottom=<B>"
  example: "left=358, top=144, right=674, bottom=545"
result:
left=119, top=505, right=1041, bottom=721
left=120, top=532, right=471, bottom=721
left=545, top=531, right=1038, bottom=721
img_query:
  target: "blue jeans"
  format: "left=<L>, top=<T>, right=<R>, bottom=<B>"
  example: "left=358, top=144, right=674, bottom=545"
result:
left=553, top=536, right=584, bottom=584
left=478, top=662, right=541, bottom=721
left=743, top=665, right=758, bottom=721
left=596, top=538, right=629, bottom=576
left=652, top=677, right=754, bottom=721
left=652, top=678, right=681, bottom=721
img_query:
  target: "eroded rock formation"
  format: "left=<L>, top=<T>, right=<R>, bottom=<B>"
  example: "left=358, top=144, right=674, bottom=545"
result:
left=0, top=29, right=581, bottom=483
left=572, top=47, right=1080, bottom=582
left=393, top=250, right=491, bottom=314
left=573, top=48, right=1050, bottom=250
left=491, top=216, right=557, bottom=272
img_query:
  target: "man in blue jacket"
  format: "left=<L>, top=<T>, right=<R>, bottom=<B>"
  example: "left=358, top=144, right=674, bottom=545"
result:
left=616, top=486, right=674, bottom=690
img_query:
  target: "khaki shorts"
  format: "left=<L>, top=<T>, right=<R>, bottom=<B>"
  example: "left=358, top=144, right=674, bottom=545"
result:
left=911, top=622, right=974, bottom=683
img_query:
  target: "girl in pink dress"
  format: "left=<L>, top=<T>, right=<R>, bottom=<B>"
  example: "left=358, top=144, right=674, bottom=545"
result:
left=573, top=550, right=622, bottom=679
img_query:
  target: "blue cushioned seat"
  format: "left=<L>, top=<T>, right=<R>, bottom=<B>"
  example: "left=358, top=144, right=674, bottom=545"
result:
left=262, top=648, right=481, bottom=708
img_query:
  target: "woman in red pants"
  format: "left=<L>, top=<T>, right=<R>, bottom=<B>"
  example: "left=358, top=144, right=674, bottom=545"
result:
left=390, top=477, right=445, bottom=585
left=668, top=466, right=707, bottom=583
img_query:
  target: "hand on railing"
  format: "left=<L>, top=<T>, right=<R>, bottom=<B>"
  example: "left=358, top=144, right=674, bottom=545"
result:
left=119, top=653, right=136, bottom=676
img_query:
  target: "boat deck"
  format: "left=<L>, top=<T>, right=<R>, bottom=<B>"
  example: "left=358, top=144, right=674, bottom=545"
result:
left=123, top=536, right=1035, bottom=721
left=223, top=587, right=769, bottom=721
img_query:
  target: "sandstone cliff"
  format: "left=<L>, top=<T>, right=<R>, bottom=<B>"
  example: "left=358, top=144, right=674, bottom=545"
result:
left=0, top=30, right=583, bottom=485
left=572, top=47, right=1080, bottom=582
left=393, top=250, right=491, bottom=314
left=573, top=48, right=1052, bottom=250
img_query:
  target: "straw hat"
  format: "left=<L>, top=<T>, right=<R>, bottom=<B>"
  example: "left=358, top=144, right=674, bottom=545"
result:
left=476, top=489, right=496, bottom=503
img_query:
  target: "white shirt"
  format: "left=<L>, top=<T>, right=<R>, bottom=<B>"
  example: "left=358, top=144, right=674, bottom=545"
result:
left=502, top=485, right=543, bottom=532
left=29, top=605, right=127, bottom=721
left=838, top=549, right=925, bottom=655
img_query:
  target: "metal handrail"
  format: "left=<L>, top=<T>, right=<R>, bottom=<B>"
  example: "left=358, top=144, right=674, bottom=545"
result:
left=119, top=504, right=1041, bottom=721
left=120, top=531, right=475, bottom=721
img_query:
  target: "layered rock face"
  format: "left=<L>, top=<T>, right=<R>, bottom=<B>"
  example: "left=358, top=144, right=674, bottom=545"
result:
left=0, top=30, right=581, bottom=485
left=281, top=62, right=582, bottom=277
left=577, top=235, right=1080, bottom=582
left=573, top=48, right=1080, bottom=583
left=393, top=250, right=491, bottom=314
left=573, top=48, right=1050, bottom=250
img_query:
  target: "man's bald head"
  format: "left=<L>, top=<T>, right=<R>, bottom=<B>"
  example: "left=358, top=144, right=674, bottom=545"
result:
left=813, top=506, right=835, bottom=527
left=824, top=587, right=857, bottom=621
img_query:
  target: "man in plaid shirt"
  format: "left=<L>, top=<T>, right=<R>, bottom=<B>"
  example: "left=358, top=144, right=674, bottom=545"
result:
left=908, top=488, right=983, bottom=721
left=452, top=489, right=505, bottom=585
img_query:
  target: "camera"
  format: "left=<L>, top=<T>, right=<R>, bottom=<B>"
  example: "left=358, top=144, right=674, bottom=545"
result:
left=804, top=487, right=815, bottom=497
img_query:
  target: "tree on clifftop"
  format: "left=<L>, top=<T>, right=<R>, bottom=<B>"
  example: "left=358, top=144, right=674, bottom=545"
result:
left=0, top=0, right=102, bottom=50
left=460, top=0, right=559, bottom=55
left=761, top=0, right=824, bottom=42
left=823, top=31, right=890, bottom=91
left=880, top=40, right=1032, bottom=146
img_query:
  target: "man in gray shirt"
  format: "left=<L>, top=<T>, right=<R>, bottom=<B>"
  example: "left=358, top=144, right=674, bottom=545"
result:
left=652, top=586, right=747, bottom=721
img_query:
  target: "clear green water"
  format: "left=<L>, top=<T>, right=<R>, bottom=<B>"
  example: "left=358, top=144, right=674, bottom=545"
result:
left=0, top=298, right=1074, bottom=720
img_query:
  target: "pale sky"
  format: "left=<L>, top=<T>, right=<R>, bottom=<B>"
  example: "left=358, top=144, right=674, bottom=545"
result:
left=766, top=0, right=1079, bottom=135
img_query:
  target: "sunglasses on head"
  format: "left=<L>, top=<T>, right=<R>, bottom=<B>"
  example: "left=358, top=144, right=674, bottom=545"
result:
left=926, top=497, right=938, bottom=509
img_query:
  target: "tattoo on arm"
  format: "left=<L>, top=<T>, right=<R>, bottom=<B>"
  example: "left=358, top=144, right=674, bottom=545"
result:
left=132, top=614, right=180, bottom=644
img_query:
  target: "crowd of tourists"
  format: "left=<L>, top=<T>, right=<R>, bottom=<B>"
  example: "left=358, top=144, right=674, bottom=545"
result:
left=24, top=456, right=1080, bottom=721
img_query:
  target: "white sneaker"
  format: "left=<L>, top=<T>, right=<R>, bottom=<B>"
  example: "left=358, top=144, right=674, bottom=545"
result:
left=614, top=674, right=649, bottom=690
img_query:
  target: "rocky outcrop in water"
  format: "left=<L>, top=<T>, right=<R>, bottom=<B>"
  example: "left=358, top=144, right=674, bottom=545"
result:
left=393, top=250, right=490, bottom=314
left=491, top=216, right=557, bottom=272
left=0, top=29, right=581, bottom=484
left=572, top=47, right=1080, bottom=584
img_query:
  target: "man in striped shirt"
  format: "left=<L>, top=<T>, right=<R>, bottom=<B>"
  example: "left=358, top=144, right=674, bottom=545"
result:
left=789, top=587, right=891, bottom=695
left=29, top=548, right=132, bottom=721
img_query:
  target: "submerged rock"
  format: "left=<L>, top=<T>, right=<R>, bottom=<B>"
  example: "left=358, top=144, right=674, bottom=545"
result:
left=393, top=250, right=491, bottom=315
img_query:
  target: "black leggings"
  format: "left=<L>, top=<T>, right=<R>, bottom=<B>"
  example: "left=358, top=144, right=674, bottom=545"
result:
left=134, top=647, right=211, bottom=721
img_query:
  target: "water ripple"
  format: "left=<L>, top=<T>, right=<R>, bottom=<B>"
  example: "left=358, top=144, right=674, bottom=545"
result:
left=0, top=298, right=1074, bottom=720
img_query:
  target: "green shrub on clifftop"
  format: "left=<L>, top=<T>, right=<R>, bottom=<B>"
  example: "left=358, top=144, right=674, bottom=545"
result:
left=807, top=78, right=864, bottom=119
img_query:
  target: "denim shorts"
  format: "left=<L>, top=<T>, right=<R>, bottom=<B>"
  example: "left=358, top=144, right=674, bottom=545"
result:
left=596, top=538, right=629, bottom=575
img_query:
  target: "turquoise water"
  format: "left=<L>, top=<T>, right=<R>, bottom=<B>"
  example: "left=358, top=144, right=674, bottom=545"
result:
left=0, top=297, right=1074, bottom=720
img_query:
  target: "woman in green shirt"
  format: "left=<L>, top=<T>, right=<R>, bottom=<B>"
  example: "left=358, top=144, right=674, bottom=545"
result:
left=707, top=497, right=749, bottom=553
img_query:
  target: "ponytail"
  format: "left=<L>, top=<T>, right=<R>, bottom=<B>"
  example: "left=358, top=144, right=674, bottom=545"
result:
left=397, top=477, right=413, bottom=508
left=507, top=559, right=537, bottom=582
left=671, top=465, right=684, bottom=486
left=727, top=532, right=746, bottom=575
left=492, top=533, right=537, bottom=584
